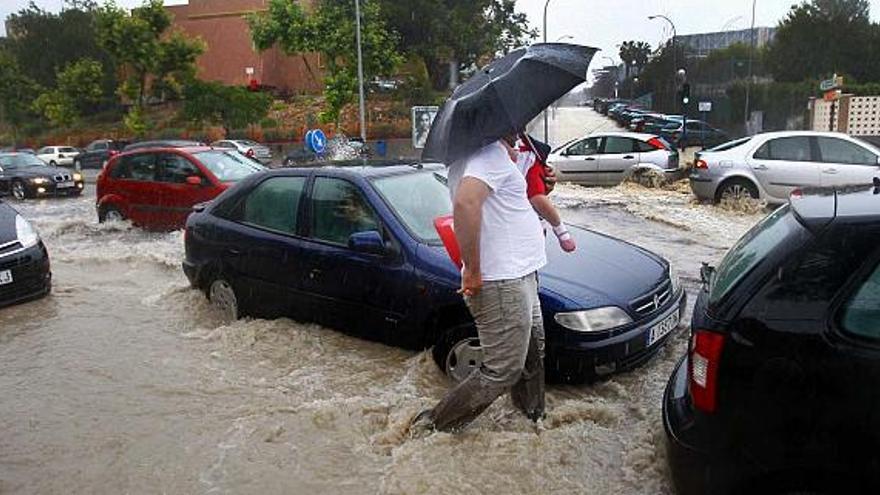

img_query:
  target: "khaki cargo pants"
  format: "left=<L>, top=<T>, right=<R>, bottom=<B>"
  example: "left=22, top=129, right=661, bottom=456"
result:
left=429, top=272, right=545, bottom=432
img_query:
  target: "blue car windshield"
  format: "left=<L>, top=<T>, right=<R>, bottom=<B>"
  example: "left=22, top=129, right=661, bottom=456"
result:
left=193, top=151, right=265, bottom=182
left=372, top=171, right=452, bottom=243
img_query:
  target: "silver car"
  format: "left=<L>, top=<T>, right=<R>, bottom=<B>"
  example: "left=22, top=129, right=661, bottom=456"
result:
left=690, top=131, right=880, bottom=204
left=547, top=132, right=680, bottom=186
left=211, top=139, right=273, bottom=165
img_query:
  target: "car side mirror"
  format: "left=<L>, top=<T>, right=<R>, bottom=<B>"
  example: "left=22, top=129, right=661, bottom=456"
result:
left=185, top=176, right=204, bottom=186
left=348, top=230, right=386, bottom=255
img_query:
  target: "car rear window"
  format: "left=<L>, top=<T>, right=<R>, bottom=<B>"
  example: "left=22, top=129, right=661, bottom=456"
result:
left=710, top=205, right=802, bottom=305
left=193, top=151, right=264, bottom=182
left=840, top=261, right=880, bottom=340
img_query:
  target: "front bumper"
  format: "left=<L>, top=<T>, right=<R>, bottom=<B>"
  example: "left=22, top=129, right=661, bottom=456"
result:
left=0, top=242, right=51, bottom=308
left=27, top=180, right=85, bottom=197
left=547, top=289, right=687, bottom=381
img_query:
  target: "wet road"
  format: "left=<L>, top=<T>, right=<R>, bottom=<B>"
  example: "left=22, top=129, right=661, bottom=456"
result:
left=0, top=109, right=768, bottom=494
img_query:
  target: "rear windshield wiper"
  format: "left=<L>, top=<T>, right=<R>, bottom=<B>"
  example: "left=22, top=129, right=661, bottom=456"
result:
left=700, top=262, right=716, bottom=290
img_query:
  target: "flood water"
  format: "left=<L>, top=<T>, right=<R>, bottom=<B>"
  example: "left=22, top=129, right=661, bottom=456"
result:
left=0, top=178, right=767, bottom=494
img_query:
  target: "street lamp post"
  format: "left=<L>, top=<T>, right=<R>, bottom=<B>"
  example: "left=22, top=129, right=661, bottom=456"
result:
left=543, top=0, right=551, bottom=142
left=354, top=0, right=367, bottom=142
left=648, top=14, right=677, bottom=74
left=744, top=0, right=757, bottom=133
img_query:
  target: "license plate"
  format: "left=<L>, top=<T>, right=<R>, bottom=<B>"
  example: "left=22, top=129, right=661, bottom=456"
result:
left=648, top=310, right=680, bottom=347
left=57, top=181, right=75, bottom=188
left=0, top=270, right=12, bottom=286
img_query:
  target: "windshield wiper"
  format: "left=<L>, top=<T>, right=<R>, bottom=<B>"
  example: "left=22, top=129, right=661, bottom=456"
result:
left=700, top=262, right=716, bottom=290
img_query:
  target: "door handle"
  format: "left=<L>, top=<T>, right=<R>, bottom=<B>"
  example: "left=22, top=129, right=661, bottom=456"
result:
left=585, top=157, right=596, bottom=161
left=226, top=247, right=242, bottom=256
left=623, top=155, right=635, bottom=160
left=822, top=168, right=839, bottom=174
left=753, top=164, right=769, bottom=171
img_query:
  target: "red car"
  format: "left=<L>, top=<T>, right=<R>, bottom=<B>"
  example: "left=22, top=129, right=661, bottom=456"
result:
left=96, top=147, right=264, bottom=229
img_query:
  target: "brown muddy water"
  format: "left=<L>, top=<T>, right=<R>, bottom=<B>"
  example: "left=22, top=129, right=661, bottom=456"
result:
left=0, top=185, right=765, bottom=494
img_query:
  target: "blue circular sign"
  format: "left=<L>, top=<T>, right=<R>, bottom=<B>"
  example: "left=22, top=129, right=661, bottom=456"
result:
left=306, top=129, right=327, bottom=154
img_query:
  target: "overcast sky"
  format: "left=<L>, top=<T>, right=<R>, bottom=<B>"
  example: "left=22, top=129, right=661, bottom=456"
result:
left=5, top=0, right=880, bottom=73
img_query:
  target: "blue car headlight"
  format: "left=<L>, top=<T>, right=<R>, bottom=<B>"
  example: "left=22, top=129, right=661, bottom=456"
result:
left=554, top=307, right=633, bottom=333
left=669, top=264, right=681, bottom=295
left=15, top=214, right=40, bottom=249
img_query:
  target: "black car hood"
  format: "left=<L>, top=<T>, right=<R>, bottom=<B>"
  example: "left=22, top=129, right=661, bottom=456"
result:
left=7, top=165, right=59, bottom=178
left=0, top=201, right=18, bottom=244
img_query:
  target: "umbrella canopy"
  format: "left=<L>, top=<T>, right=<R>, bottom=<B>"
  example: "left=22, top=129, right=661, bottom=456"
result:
left=422, top=43, right=597, bottom=165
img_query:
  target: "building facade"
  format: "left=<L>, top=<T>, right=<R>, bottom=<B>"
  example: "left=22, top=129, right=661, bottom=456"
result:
left=167, top=0, right=322, bottom=94
left=677, top=27, right=776, bottom=58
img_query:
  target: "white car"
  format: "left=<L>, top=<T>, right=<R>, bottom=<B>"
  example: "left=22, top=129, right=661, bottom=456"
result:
left=547, top=132, right=680, bottom=186
left=690, top=131, right=880, bottom=204
left=211, top=139, right=273, bottom=165
left=36, top=146, right=80, bottom=167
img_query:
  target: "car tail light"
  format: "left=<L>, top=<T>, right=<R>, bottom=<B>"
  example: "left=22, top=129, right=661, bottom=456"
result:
left=246, top=148, right=255, bottom=158
left=688, top=330, right=725, bottom=414
left=694, top=159, right=708, bottom=170
left=790, top=188, right=803, bottom=200
left=109, top=150, right=119, bottom=157
left=647, top=137, right=668, bottom=150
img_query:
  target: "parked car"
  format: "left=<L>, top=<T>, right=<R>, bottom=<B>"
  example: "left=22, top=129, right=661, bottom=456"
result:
left=628, top=113, right=665, bottom=133
left=643, top=116, right=684, bottom=136
left=691, top=131, right=880, bottom=204
left=660, top=120, right=728, bottom=148
left=547, top=132, right=680, bottom=186
left=282, top=147, right=318, bottom=167
left=0, top=152, right=84, bottom=199
left=74, top=139, right=130, bottom=169
left=664, top=184, right=880, bottom=494
left=183, top=160, right=686, bottom=383
left=0, top=200, right=51, bottom=308
left=96, top=147, right=264, bottom=229
left=36, top=146, right=80, bottom=167
left=211, top=139, right=273, bottom=165
left=123, top=140, right=205, bottom=152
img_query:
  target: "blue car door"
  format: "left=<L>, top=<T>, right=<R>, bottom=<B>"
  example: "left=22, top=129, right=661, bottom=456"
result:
left=299, top=175, right=412, bottom=342
left=219, top=174, right=310, bottom=318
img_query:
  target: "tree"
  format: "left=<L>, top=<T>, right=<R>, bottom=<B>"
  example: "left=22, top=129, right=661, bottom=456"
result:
left=249, top=0, right=402, bottom=123
left=96, top=0, right=204, bottom=109
left=181, top=80, right=272, bottom=136
left=33, top=59, right=104, bottom=127
left=377, top=0, right=536, bottom=90
left=5, top=1, right=115, bottom=97
left=619, top=41, right=651, bottom=78
left=0, top=50, right=41, bottom=143
left=767, top=0, right=875, bottom=82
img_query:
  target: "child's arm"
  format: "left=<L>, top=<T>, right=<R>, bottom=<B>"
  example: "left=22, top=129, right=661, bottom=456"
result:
left=529, top=194, right=562, bottom=227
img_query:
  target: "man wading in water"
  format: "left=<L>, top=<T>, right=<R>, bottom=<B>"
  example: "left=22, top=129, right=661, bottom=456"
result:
left=412, top=134, right=557, bottom=433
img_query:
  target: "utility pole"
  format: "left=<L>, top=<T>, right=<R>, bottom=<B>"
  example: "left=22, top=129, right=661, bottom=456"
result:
left=354, top=0, right=367, bottom=142
left=744, top=0, right=757, bottom=133
left=543, top=0, right=551, bottom=143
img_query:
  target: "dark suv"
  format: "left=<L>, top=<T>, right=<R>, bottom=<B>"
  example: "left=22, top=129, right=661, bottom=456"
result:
left=664, top=183, right=880, bottom=494
left=74, top=139, right=129, bottom=169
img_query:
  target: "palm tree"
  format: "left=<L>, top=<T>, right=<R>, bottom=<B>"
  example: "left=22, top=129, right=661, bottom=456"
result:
left=619, top=40, right=652, bottom=78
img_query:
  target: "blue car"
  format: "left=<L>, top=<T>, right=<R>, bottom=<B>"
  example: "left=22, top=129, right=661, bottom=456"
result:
left=182, top=160, right=686, bottom=383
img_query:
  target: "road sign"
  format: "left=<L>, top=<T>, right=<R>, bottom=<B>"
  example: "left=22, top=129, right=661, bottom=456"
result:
left=698, top=101, right=712, bottom=112
left=306, top=129, right=327, bottom=154
left=820, top=74, right=844, bottom=92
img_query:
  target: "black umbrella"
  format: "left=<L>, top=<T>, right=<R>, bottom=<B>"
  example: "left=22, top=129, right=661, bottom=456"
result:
left=422, top=43, right=597, bottom=165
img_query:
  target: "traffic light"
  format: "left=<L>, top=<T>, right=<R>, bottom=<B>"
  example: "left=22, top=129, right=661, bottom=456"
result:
left=680, top=83, right=691, bottom=106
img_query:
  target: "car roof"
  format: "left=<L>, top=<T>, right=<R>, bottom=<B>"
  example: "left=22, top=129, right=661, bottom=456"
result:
left=116, top=146, right=214, bottom=158
left=266, top=159, right=443, bottom=178
left=588, top=131, right=658, bottom=140
left=791, top=182, right=880, bottom=231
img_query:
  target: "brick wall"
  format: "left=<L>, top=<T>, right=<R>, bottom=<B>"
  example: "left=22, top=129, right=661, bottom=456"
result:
left=167, top=0, right=322, bottom=94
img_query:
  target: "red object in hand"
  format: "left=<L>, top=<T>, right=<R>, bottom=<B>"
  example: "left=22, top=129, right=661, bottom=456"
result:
left=434, top=215, right=462, bottom=269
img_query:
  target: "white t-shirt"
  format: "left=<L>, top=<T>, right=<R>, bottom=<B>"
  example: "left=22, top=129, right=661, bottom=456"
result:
left=447, top=141, right=547, bottom=281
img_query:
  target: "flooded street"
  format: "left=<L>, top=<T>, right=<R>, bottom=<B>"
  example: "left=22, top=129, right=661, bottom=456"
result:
left=1, top=109, right=768, bottom=494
